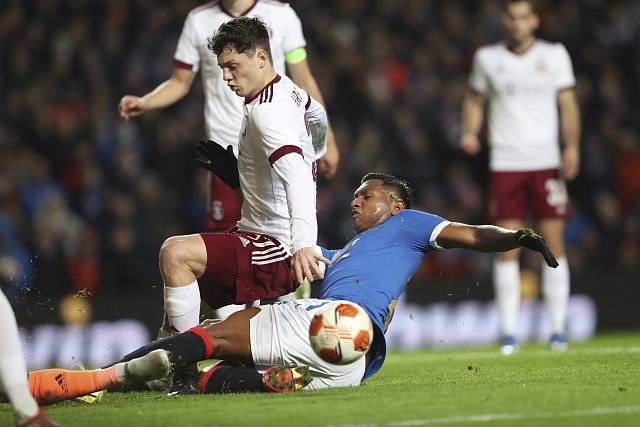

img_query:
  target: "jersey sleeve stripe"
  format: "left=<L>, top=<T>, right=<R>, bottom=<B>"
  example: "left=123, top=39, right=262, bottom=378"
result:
left=429, top=221, right=451, bottom=250
left=305, top=94, right=311, bottom=110
left=269, top=145, right=303, bottom=166
left=467, top=84, right=485, bottom=95
left=173, top=59, right=194, bottom=70
left=557, top=85, right=576, bottom=93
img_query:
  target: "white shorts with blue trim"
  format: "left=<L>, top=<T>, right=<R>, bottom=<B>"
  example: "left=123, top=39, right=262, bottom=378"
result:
left=250, top=298, right=366, bottom=390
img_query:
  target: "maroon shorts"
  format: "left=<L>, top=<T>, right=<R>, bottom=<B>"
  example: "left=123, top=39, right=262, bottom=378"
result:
left=489, top=169, right=571, bottom=221
left=197, top=229, right=297, bottom=309
left=206, top=174, right=241, bottom=232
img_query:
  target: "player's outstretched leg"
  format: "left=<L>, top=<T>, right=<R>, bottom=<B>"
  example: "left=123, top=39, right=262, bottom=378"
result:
left=28, top=349, right=170, bottom=404
left=196, top=362, right=311, bottom=394
left=116, top=308, right=258, bottom=371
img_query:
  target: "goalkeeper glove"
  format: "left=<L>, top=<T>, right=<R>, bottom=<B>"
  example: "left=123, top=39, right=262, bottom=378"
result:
left=516, top=228, right=559, bottom=268
left=194, top=140, right=240, bottom=189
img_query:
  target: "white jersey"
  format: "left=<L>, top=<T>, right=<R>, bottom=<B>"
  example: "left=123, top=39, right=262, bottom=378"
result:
left=173, top=0, right=306, bottom=153
left=237, top=74, right=327, bottom=253
left=469, top=39, right=576, bottom=171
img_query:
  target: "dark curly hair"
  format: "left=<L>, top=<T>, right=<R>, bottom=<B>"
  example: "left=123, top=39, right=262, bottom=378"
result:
left=361, top=173, right=413, bottom=209
left=207, top=17, right=273, bottom=63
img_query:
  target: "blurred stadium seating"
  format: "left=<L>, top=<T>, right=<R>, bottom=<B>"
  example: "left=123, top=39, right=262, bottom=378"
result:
left=1, top=1, right=639, bottom=359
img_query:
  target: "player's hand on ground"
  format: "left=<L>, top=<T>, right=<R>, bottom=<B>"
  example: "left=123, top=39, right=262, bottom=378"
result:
left=562, top=144, right=580, bottom=181
left=118, top=95, right=146, bottom=120
left=516, top=228, right=559, bottom=268
left=319, top=130, right=339, bottom=179
left=460, top=133, right=481, bottom=155
left=194, top=140, right=240, bottom=189
left=290, top=246, right=330, bottom=285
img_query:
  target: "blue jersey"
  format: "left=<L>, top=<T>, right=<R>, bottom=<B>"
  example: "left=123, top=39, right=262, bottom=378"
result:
left=319, top=209, right=448, bottom=380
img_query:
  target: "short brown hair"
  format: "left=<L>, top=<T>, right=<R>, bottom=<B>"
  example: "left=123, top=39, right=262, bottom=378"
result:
left=207, top=17, right=273, bottom=63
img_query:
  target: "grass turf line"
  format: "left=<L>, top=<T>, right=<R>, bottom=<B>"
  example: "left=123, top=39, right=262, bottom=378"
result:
left=1, top=332, right=638, bottom=427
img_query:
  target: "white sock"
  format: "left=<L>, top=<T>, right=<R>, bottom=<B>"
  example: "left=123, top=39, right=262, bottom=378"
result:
left=542, top=257, right=570, bottom=334
left=493, top=259, right=520, bottom=337
left=0, top=291, right=39, bottom=421
left=164, top=281, right=201, bottom=333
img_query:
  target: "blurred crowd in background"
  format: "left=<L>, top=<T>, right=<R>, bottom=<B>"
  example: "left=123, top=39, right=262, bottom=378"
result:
left=1, top=1, right=639, bottom=307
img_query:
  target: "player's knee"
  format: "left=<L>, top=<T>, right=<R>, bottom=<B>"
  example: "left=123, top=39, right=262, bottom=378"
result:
left=159, top=236, right=192, bottom=275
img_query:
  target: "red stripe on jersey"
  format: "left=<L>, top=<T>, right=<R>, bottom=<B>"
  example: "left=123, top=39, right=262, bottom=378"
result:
left=173, top=59, right=194, bottom=70
left=269, top=145, right=303, bottom=166
left=246, top=74, right=282, bottom=104
left=305, top=94, right=311, bottom=110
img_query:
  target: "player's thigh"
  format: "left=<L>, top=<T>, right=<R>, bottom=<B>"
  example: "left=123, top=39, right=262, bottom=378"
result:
left=197, top=232, right=244, bottom=308
left=249, top=300, right=365, bottom=389
left=535, top=218, right=566, bottom=258
left=527, top=169, right=571, bottom=221
left=201, top=307, right=260, bottom=360
left=489, top=171, right=528, bottom=223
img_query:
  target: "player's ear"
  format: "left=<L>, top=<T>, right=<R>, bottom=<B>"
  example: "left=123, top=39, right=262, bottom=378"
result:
left=531, top=14, right=540, bottom=30
left=257, top=49, right=267, bottom=68
left=390, top=199, right=405, bottom=215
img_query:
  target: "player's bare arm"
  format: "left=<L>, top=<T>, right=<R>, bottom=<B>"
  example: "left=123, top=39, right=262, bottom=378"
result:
left=288, top=59, right=340, bottom=178
left=558, top=88, right=581, bottom=181
left=118, top=67, right=196, bottom=120
left=460, top=90, right=485, bottom=155
left=436, top=222, right=558, bottom=267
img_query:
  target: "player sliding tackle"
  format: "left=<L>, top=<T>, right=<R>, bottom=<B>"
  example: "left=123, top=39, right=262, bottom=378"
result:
left=23, top=173, right=558, bottom=402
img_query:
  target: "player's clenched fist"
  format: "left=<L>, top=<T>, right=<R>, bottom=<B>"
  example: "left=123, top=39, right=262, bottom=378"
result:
left=516, top=228, right=559, bottom=268
left=118, top=95, right=146, bottom=120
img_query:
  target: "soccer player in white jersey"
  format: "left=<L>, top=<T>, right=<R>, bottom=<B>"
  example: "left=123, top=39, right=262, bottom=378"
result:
left=149, top=16, right=329, bottom=335
left=461, top=0, right=581, bottom=354
left=0, top=291, right=58, bottom=426
left=118, top=0, right=337, bottom=319
left=118, top=0, right=339, bottom=233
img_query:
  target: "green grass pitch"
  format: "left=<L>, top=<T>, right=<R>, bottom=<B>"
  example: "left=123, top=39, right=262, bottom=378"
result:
left=2, top=333, right=639, bottom=426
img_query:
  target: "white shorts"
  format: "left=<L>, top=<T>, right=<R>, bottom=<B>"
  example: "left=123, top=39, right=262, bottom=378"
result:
left=250, top=299, right=366, bottom=390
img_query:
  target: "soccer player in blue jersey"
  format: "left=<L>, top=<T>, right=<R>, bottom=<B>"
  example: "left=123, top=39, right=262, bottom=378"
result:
left=30, top=173, right=558, bottom=398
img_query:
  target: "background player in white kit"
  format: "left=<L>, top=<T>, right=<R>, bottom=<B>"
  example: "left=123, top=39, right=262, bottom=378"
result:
left=117, top=0, right=338, bottom=318
left=461, top=0, right=581, bottom=354
left=0, top=291, right=58, bottom=426
left=148, top=16, right=328, bottom=335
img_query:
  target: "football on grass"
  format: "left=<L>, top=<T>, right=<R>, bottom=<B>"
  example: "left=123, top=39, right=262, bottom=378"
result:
left=309, top=301, right=373, bottom=365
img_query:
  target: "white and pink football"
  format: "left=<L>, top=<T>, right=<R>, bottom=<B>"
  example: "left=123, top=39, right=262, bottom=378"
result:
left=309, top=301, right=373, bottom=365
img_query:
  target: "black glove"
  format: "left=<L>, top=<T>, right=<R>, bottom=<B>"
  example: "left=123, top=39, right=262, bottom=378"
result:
left=194, top=140, right=240, bottom=189
left=516, top=228, right=559, bottom=268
